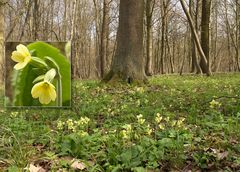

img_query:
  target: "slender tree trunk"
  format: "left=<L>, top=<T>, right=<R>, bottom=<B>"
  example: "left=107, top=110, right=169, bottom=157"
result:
left=99, top=0, right=110, bottom=78
left=103, top=0, right=147, bottom=83
left=71, top=0, right=77, bottom=77
left=200, top=0, right=212, bottom=74
left=180, top=0, right=211, bottom=75
left=0, top=3, right=4, bottom=83
left=93, top=0, right=101, bottom=77
left=145, top=0, right=155, bottom=76
left=190, top=0, right=202, bottom=74
left=33, top=0, right=39, bottom=40
left=237, top=0, right=240, bottom=70
left=160, top=0, right=169, bottom=74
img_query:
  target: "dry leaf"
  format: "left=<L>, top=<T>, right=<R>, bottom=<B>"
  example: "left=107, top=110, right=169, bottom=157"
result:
left=26, top=164, right=46, bottom=172
left=217, top=151, right=228, bottom=160
left=71, top=160, right=86, bottom=170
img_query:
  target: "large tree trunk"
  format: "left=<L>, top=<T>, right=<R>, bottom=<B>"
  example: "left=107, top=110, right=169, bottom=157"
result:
left=200, top=0, right=212, bottom=74
left=103, top=0, right=146, bottom=83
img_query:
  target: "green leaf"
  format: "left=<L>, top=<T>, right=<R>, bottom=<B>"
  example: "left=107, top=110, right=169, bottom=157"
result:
left=33, top=75, right=45, bottom=84
left=12, top=65, right=43, bottom=106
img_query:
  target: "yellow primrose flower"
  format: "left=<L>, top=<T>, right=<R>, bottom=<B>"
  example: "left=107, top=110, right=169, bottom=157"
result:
left=155, top=113, right=163, bottom=123
left=209, top=99, right=221, bottom=109
left=11, top=44, right=31, bottom=70
left=137, top=114, right=145, bottom=124
left=57, top=121, right=65, bottom=130
left=31, top=81, right=57, bottom=104
left=146, top=124, right=153, bottom=135
left=158, top=124, right=165, bottom=130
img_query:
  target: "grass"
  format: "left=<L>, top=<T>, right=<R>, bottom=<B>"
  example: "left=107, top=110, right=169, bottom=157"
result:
left=0, top=73, right=240, bottom=171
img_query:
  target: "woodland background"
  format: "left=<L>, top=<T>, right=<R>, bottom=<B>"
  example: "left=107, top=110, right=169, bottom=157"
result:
left=1, top=1, right=240, bottom=171
left=0, top=0, right=240, bottom=80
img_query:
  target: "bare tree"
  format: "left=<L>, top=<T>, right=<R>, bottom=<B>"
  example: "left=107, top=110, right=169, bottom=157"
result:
left=200, top=0, right=212, bottom=74
left=99, top=0, right=110, bottom=77
left=145, top=0, right=155, bottom=76
left=0, top=1, right=5, bottom=83
left=180, top=0, right=211, bottom=75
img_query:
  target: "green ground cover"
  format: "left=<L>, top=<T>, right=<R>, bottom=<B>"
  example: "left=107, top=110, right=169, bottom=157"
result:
left=0, top=74, right=240, bottom=171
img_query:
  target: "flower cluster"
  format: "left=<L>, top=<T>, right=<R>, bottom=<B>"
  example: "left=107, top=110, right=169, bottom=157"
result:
left=76, top=117, right=90, bottom=125
left=121, top=124, right=132, bottom=139
left=209, top=99, right=221, bottom=109
left=155, top=113, right=165, bottom=130
left=57, top=117, right=90, bottom=134
left=136, top=114, right=145, bottom=125
left=146, top=124, right=153, bottom=135
left=10, top=112, right=19, bottom=118
left=154, top=113, right=187, bottom=131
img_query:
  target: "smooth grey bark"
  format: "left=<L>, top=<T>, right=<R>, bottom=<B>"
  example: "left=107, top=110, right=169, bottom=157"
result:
left=103, top=0, right=147, bottom=83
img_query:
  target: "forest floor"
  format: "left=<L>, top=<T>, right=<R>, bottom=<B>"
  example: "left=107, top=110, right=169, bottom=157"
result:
left=0, top=73, right=240, bottom=171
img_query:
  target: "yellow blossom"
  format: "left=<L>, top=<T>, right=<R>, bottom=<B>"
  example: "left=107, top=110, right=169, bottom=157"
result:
left=78, top=130, right=88, bottom=137
left=137, top=114, right=145, bottom=124
left=155, top=113, right=163, bottom=123
left=11, top=44, right=32, bottom=70
left=77, top=117, right=90, bottom=125
left=57, top=121, right=65, bottom=130
left=209, top=99, right=221, bottom=109
left=31, top=81, right=57, bottom=104
left=146, top=124, right=153, bottom=135
left=66, top=119, right=76, bottom=132
left=121, top=124, right=132, bottom=139
left=158, top=124, right=165, bottom=130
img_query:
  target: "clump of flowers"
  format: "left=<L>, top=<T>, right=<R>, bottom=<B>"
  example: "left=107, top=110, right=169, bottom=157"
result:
left=155, top=113, right=163, bottom=123
left=135, top=87, right=145, bottom=94
left=57, top=116, right=91, bottom=134
left=57, top=120, right=65, bottom=130
left=10, top=112, right=19, bottom=118
left=121, top=124, right=132, bottom=139
left=66, top=119, right=76, bottom=132
left=78, top=130, right=88, bottom=137
left=209, top=99, right=221, bottom=109
left=76, top=117, right=90, bottom=125
left=137, top=114, right=145, bottom=124
left=155, top=113, right=165, bottom=130
left=146, top=124, right=153, bottom=135
left=170, top=117, right=187, bottom=130
left=176, top=117, right=185, bottom=127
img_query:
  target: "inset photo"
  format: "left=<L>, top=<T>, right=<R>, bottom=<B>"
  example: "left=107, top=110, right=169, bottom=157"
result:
left=5, top=41, right=71, bottom=107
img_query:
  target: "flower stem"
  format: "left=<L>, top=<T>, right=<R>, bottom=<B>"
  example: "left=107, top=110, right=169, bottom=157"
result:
left=57, top=75, right=62, bottom=107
